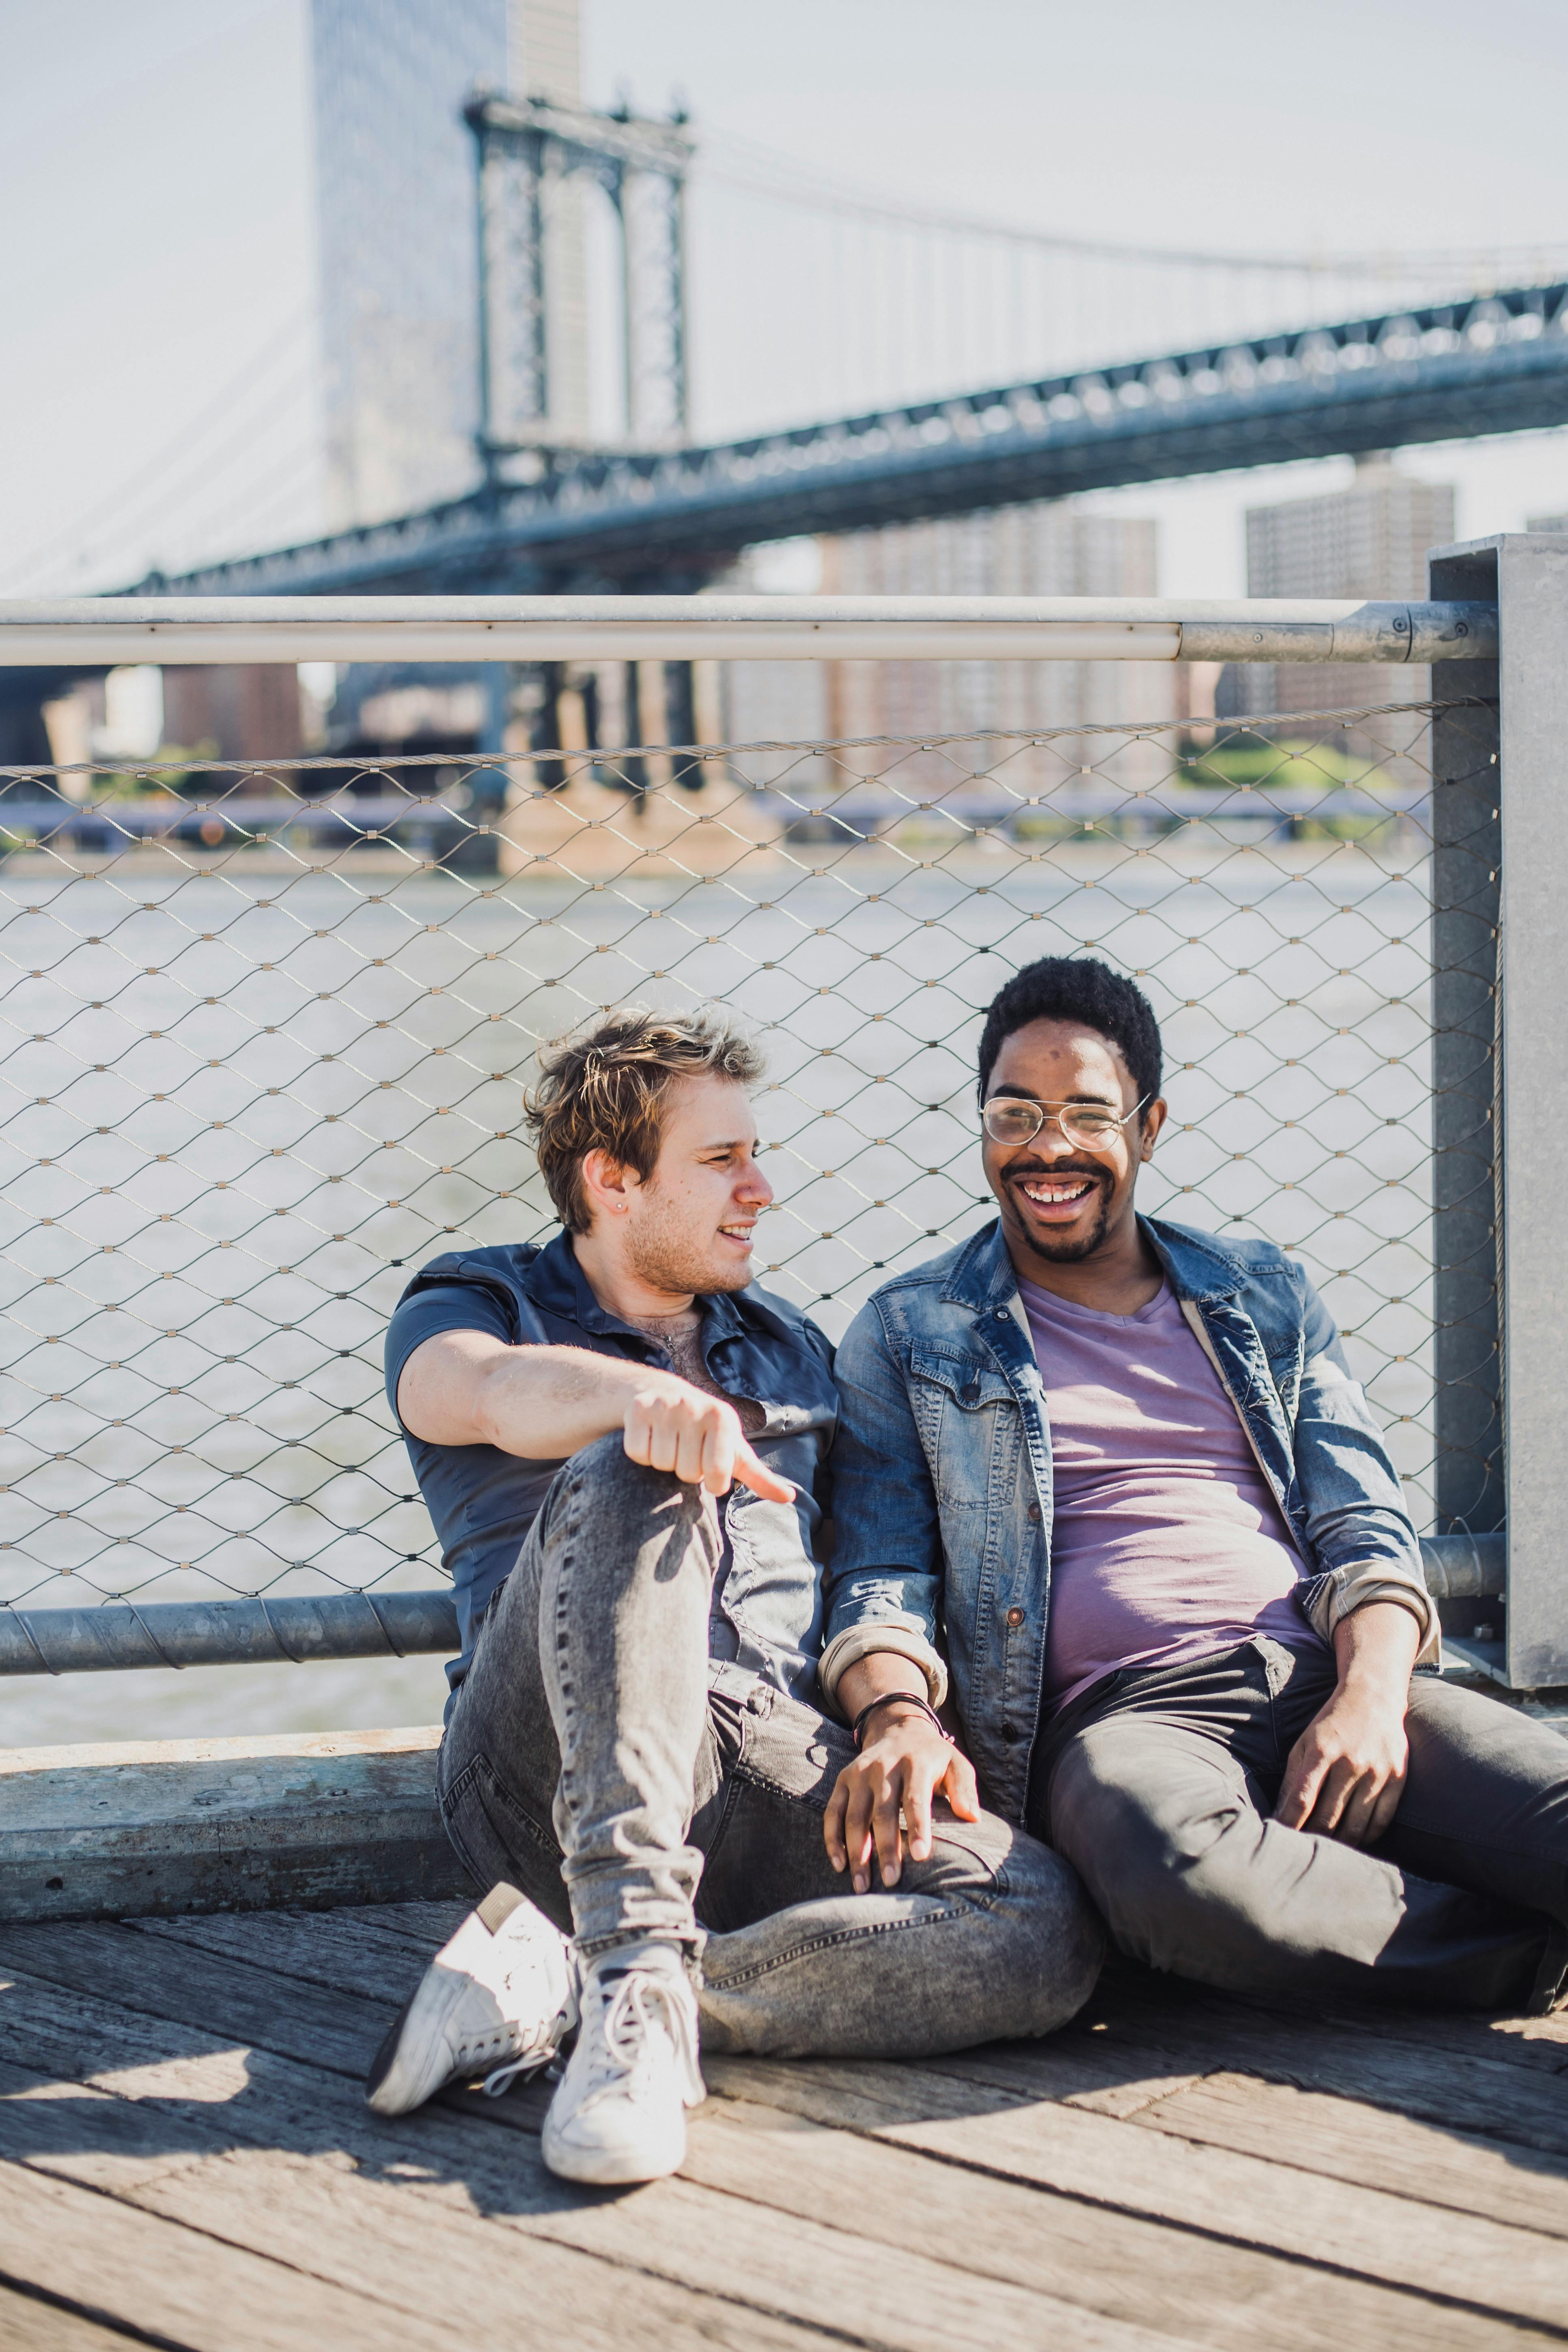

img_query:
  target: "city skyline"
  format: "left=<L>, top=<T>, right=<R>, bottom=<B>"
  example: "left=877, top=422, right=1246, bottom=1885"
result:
left=2, top=0, right=1566, bottom=601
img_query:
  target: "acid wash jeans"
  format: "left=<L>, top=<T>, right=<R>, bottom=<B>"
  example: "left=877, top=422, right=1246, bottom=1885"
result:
left=437, top=1433, right=1104, bottom=2059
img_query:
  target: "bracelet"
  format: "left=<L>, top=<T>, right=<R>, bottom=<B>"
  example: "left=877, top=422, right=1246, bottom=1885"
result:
left=851, top=1690, right=952, bottom=1749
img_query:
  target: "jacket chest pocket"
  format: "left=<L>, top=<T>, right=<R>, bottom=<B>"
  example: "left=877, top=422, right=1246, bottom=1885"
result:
left=910, top=1345, right=1016, bottom=1512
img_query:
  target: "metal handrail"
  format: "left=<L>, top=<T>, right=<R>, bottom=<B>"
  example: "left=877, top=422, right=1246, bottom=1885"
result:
left=0, top=1536, right=1503, bottom=1674
left=0, top=1591, right=459, bottom=1676
left=0, top=594, right=1497, bottom=666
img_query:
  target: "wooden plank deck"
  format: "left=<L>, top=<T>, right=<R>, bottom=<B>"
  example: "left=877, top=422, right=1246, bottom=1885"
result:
left=0, top=1902, right=1561, bottom=2350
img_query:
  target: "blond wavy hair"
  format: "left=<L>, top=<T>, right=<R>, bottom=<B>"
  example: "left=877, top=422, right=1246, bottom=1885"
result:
left=524, top=1007, right=765, bottom=1233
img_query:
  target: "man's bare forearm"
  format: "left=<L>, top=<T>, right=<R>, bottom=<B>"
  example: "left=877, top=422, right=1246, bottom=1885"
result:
left=398, top=1331, right=675, bottom=1456
left=476, top=1342, right=668, bottom=1457
left=399, top=1329, right=795, bottom=1502
left=1332, top=1597, right=1420, bottom=1697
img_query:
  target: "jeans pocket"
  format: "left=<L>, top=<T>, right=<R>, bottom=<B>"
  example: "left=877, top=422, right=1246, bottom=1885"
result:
left=438, top=1756, right=492, bottom=1891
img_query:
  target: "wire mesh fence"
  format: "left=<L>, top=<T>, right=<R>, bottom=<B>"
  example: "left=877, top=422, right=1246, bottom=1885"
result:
left=0, top=698, right=1484, bottom=1636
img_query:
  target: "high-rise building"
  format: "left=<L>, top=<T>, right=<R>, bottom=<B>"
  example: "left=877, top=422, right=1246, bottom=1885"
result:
left=161, top=666, right=304, bottom=763
left=1222, top=455, right=1456, bottom=720
left=1245, top=455, right=1453, bottom=605
left=720, top=503, right=1173, bottom=777
left=310, top=0, right=583, bottom=529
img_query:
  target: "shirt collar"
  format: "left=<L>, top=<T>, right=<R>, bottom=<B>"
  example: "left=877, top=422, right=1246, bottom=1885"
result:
left=938, top=1210, right=1258, bottom=1314
left=530, top=1227, right=756, bottom=1350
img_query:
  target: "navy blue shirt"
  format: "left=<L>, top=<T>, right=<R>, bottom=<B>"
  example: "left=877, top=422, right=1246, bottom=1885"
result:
left=385, top=1229, right=839, bottom=1706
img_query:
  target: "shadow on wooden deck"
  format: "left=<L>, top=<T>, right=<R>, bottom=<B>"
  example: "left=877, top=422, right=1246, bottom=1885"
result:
left=0, top=1902, right=1562, bottom=2350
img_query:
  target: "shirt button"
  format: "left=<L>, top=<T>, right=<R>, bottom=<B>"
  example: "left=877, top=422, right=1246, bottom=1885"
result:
left=1001, top=1722, right=1019, bottom=1743
left=1006, top=1606, right=1025, bottom=1628
left=1026, top=1503, right=1041, bottom=1523
left=995, top=1307, right=1009, bottom=1320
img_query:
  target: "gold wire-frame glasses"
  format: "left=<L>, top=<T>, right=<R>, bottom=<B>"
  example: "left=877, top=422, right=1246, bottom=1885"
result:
left=980, top=1094, right=1151, bottom=1150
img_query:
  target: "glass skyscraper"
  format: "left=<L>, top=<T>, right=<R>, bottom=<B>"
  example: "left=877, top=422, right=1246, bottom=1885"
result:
left=310, top=0, right=581, bottom=528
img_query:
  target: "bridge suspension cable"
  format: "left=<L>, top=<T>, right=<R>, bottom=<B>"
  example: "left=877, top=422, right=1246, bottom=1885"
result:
left=681, top=136, right=1568, bottom=440
left=697, top=127, right=1568, bottom=288
left=2, top=312, right=319, bottom=601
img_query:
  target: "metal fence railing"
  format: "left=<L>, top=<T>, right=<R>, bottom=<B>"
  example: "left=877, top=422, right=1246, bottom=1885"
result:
left=0, top=700, right=1495, bottom=1666
left=17, top=554, right=1568, bottom=1685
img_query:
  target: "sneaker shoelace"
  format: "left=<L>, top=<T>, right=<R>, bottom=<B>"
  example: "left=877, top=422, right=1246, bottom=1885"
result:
left=475, top=1958, right=573, bottom=2098
left=480, top=2044, right=562, bottom=2098
left=575, top=1969, right=696, bottom=2110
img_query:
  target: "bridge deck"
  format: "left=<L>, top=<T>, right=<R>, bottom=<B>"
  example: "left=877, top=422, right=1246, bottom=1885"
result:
left=138, top=282, right=1568, bottom=595
left=0, top=1899, right=1562, bottom=2349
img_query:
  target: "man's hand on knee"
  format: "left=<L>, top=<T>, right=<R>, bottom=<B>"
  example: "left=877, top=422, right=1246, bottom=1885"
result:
left=1275, top=1600, right=1418, bottom=1845
left=824, top=1697, right=980, bottom=1894
left=622, top=1377, right=794, bottom=1503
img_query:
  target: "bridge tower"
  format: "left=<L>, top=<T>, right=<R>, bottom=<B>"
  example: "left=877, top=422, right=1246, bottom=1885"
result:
left=463, top=79, right=700, bottom=778
left=466, top=90, right=694, bottom=475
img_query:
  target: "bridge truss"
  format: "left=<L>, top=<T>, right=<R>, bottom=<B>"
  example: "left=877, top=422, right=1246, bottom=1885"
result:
left=142, top=281, right=1568, bottom=599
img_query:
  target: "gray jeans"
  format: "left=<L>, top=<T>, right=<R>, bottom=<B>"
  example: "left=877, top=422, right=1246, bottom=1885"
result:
left=437, top=1434, right=1103, bottom=2058
left=1038, top=1637, right=1568, bottom=2011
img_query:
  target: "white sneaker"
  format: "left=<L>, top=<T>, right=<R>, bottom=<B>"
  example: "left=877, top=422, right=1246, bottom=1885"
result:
left=540, top=1942, right=705, bottom=2185
left=366, top=1883, right=579, bottom=2116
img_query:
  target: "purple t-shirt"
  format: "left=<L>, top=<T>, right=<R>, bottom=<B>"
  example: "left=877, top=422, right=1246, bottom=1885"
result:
left=1018, top=1276, right=1323, bottom=1711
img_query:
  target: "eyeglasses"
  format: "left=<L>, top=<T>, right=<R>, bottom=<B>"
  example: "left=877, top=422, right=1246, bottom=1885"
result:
left=980, top=1094, right=1151, bottom=1150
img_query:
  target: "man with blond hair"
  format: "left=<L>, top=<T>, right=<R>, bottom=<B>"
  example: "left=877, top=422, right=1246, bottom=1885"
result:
left=369, top=1006, right=1100, bottom=2186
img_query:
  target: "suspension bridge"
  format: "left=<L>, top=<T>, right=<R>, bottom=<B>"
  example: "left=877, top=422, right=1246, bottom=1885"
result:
left=7, top=102, right=1568, bottom=744
left=136, top=278, right=1568, bottom=598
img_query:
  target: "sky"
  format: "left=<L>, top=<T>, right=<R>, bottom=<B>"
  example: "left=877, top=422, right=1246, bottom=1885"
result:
left=2, top=0, right=1567, bottom=598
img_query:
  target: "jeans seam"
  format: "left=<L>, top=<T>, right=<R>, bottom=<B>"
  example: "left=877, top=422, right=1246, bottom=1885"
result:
left=437, top=1754, right=498, bottom=1888
left=441, top=1748, right=561, bottom=1862
left=1266, top=1673, right=1284, bottom=1775
left=702, top=1904, right=976, bottom=1991
left=437, top=1744, right=481, bottom=1817
left=545, top=1486, right=588, bottom=1857
left=728, top=1756, right=847, bottom=1811
left=694, top=1757, right=747, bottom=1880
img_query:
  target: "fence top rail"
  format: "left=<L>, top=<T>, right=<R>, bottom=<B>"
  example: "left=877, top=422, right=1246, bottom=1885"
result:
left=0, top=594, right=1497, bottom=666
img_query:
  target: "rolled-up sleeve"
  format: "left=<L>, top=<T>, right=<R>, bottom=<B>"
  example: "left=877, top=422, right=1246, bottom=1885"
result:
left=1290, top=1277, right=1439, bottom=1667
left=819, top=1301, right=948, bottom=1713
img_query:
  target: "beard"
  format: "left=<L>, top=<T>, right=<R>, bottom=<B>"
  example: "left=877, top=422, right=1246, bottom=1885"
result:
left=624, top=1190, right=754, bottom=1296
left=1003, top=1166, right=1114, bottom=1264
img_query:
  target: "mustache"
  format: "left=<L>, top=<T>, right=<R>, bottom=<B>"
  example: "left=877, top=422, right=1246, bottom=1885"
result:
left=1006, top=1162, right=1108, bottom=1187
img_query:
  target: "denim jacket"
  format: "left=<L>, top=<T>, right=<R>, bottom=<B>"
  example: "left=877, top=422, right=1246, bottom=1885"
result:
left=821, top=1215, right=1436, bottom=1825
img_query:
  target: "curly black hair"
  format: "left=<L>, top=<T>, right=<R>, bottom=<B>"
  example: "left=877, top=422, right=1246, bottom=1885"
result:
left=976, top=956, right=1163, bottom=1109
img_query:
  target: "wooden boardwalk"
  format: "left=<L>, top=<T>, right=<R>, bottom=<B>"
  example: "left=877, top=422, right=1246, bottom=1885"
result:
left=0, top=1900, right=1562, bottom=2350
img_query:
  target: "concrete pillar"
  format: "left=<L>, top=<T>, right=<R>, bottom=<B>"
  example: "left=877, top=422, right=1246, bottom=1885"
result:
left=1430, top=532, right=1568, bottom=1686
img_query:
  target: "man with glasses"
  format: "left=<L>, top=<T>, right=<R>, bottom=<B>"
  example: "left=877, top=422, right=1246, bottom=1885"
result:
left=821, top=955, right=1568, bottom=2012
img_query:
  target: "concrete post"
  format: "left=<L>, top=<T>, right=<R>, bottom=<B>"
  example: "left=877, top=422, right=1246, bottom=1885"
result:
left=1432, top=533, right=1568, bottom=1687
left=1496, top=535, right=1568, bottom=1686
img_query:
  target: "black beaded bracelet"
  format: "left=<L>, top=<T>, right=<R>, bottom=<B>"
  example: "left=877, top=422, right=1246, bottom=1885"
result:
left=851, top=1689, right=952, bottom=1749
